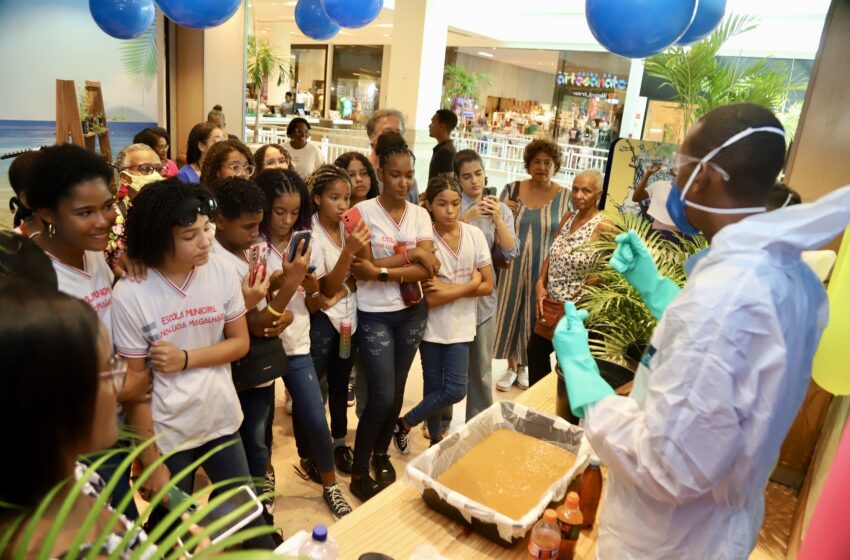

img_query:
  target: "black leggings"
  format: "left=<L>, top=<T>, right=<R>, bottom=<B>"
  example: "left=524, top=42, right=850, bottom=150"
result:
left=527, top=331, right=555, bottom=387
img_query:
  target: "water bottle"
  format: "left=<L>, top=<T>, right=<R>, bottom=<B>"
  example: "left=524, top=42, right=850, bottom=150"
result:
left=299, top=524, right=338, bottom=559
left=527, top=508, right=560, bottom=559
left=339, top=317, right=352, bottom=359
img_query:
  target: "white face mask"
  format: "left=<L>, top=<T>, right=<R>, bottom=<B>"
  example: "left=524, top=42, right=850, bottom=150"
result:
left=677, top=126, right=787, bottom=215
left=123, top=171, right=163, bottom=193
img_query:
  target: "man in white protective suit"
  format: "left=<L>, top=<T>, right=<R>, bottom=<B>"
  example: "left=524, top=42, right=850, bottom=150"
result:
left=552, top=102, right=850, bottom=559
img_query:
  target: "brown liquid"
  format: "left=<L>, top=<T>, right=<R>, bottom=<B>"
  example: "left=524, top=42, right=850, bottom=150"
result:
left=435, top=429, right=576, bottom=520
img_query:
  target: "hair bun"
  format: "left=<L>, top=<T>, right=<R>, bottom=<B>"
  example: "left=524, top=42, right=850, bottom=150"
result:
left=374, top=131, right=408, bottom=159
left=213, top=104, right=223, bottom=111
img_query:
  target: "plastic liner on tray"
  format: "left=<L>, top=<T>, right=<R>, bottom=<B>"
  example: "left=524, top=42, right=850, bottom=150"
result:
left=406, top=400, right=590, bottom=547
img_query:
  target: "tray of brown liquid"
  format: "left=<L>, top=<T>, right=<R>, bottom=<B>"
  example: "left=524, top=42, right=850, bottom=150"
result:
left=406, top=401, right=589, bottom=547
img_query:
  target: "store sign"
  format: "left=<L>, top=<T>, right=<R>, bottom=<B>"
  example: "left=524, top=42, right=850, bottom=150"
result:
left=556, top=71, right=628, bottom=91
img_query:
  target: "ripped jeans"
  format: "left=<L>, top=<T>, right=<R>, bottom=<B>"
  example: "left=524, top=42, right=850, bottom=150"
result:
left=310, top=311, right=356, bottom=442
left=352, top=302, right=428, bottom=476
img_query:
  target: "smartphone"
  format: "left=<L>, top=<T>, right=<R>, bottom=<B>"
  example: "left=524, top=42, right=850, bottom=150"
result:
left=199, top=485, right=264, bottom=544
left=483, top=186, right=497, bottom=198
left=166, top=485, right=199, bottom=514
left=341, top=206, right=364, bottom=235
left=247, top=242, right=268, bottom=284
left=287, top=230, right=311, bottom=263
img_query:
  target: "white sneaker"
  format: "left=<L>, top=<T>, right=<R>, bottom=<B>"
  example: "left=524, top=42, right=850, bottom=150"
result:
left=496, top=367, right=517, bottom=392
left=285, top=389, right=293, bottom=415
left=516, top=367, right=529, bottom=390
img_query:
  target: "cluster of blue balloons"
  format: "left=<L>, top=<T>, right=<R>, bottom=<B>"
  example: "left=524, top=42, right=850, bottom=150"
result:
left=586, top=0, right=726, bottom=59
left=295, top=0, right=383, bottom=41
left=90, top=0, right=244, bottom=39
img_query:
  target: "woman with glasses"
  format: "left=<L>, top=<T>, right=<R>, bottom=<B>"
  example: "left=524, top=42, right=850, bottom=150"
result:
left=253, top=144, right=292, bottom=177
left=0, top=283, right=157, bottom=558
left=111, top=179, right=276, bottom=548
left=133, top=127, right=179, bottom=178
left=200, top=139, right=256, bottom=188
left=283, top=117, right=324, bottom=179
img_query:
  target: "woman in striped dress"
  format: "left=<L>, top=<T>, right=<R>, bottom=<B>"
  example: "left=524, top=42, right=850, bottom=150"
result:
left=494, top=138, right=572, bottom=390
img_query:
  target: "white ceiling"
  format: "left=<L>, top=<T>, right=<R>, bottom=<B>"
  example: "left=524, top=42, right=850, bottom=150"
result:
left=250, top=0, right=831, bottom=59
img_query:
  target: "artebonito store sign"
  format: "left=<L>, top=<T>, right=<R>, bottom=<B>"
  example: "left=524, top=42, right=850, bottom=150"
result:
left=556, top=71, right=628, bottom=91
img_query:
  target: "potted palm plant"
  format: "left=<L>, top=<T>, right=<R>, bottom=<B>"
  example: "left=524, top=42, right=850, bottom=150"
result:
left=442, top=64, right=492, bottom=122
left=247, top=35, right=292, bottom=144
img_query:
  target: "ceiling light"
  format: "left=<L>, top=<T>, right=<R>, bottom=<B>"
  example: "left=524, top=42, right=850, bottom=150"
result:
left=383, top=33, right=390, bottom=37
left=477, top=51, right=494, bottom=58
left=285, top=1, right=297, bottom=4
left=375, top=23, right=393, bottom=28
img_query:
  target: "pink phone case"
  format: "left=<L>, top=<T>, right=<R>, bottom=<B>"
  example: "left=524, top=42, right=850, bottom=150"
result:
left=341, top=207, right=363, bottom=234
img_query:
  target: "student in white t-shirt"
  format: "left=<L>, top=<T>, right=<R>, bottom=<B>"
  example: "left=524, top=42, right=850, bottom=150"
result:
left=27, top=144, right=117, bottom=333
left=254, top=168, right=352, bottom=519
left=283, top=118, right=325, bottom=179
left=392, top=176, right=494, bottom=452
left=347, top=132, right=440, bottom=502
left=207, top=177, right=284, bottom=515
left=307, top=165, right=372, bottom=474
left=111, top=180, right=276, bottom=549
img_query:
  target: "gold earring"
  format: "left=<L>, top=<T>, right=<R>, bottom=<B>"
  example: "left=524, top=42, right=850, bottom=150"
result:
left=47, top=222, right=56, bottom=237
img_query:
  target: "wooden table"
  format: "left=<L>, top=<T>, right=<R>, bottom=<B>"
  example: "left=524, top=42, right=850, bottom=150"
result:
left=330, top=373, right=600, bottom=559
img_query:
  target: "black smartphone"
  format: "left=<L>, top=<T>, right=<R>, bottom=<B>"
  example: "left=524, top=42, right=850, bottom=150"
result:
left=483, top=186, right=497, bottom=198
left=287, top=230, right=311, bottom=263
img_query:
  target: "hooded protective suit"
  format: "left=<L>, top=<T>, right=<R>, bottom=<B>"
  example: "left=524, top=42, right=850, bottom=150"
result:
left=584, top=185, right=850, bottom=559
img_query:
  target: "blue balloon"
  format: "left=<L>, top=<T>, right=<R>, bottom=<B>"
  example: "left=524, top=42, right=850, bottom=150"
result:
left=90, top=0, right=155, bottom=39
left=155, top=0, right=241, bottom=29
left=321, top=0, right=382, bottom=29
left=586, top=0, right=697, bottom=59
left=678, top=0, right=726, bottom=45
left=295, top=0, right=340, bottom=40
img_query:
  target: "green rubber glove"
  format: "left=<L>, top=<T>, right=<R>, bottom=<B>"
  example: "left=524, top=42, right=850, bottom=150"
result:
left=553, top=302, right=615, bottom=419
left=609, top=230, right=681, bottom=320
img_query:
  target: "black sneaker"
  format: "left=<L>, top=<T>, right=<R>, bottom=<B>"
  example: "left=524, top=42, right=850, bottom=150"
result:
left=392, top=419, right=410, bottom=455
left=334, top=445, right=354, bottom=474
left=294, top=458, right=321, bottom=484
left=349, top=475, right=382, bottom=502
left=347, top=383, right=355, bottom=407
left=322, top=483, right=353, bottom=518
left=371, top=453, right=396, bottom=486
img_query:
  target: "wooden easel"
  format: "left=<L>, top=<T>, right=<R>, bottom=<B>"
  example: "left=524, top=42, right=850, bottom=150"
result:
left=55, top=79, right=113, bottom=162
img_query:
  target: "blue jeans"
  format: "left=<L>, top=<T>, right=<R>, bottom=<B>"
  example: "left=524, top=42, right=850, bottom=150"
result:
left=163, top=432, right=276, bottom=550
left=237, top=384, right=274, bottom=492
left=353, top=302, right=428, bottom=476
left=282, top=354, right=334, bottom=473
left=88, top=441, right=138, bottom=520
left=404, top=341, right=470, bottom=439
left=310, top=311, right=356, bottom=441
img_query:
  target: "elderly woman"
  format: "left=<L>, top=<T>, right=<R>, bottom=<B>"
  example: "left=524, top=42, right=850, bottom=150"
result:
left=494, top=138, right=573, bottom=391
left=528, top=169, right=611, bottom=386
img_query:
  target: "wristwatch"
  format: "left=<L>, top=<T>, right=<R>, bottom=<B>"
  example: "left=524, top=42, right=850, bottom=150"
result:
left=378, top=267, right=389, bottom=283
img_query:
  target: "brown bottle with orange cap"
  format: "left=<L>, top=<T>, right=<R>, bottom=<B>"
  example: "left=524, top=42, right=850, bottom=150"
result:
left=555, top=492, right=583, bottom=560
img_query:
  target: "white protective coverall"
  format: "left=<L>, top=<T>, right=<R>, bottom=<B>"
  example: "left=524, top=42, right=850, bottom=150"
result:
left=585, top=185, right=850, bottom=559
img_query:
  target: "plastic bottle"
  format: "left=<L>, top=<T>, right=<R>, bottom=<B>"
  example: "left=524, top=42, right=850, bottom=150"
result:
left=555, top=492, right=583, bottom=560
left=579, top=457, right=602, bottom=528
left=394, top=243, right=423, bottom=306
left=339, top=317, right=352, bottom=359
left=299, top=524, right=338, bottom=559
left=527, top=508, right=560, bottom=559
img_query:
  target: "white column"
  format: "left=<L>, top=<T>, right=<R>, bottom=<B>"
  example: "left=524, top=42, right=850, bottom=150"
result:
left=204, top=3, right=246, bottom=139
left=324, top=44, right=334, bottom=119
left=619, top=58, right=645, bottom=139
left=386, top=0, right=449, bottom=189
left=379, top=44, right=391, bottom=110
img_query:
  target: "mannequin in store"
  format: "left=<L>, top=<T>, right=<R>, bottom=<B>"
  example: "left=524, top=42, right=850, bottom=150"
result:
left=428, top=109, right=458, bottom=181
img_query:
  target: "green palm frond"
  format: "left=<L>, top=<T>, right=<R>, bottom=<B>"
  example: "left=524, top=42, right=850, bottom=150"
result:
left=120, top=24, right=158, bottom=96
left=442, top=64, right=492, bottom=109
left=247, top=35, right=293, bottom=142
left=576, top=212, right=707, bottom=364
left=1, top=436, right=278, bottom=559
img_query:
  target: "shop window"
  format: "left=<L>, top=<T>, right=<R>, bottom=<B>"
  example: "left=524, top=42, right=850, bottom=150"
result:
left=330, top=45, right=384, bottom=123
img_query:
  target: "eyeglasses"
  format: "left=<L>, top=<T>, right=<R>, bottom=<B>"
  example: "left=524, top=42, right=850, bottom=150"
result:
left=174, top=191, right=218, bottom=226
left=263, top=158, right=289, bottom=168
left=100, top=355, right=127, bottom=394
left=670, top=152, right=730, bottom=181
left=121, top=164, right=165, bottom=176
left=226, top=163, right=256, bottom=176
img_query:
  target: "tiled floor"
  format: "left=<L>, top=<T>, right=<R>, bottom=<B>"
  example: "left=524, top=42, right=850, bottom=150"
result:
left=266, top=356, right=795, bottom=559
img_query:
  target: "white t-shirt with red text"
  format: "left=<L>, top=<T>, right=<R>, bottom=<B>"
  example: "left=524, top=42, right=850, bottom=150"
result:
left=356, top=198, right=433, bottom=313
left=424, top=222, right=491, bottom=344
left=48, top=250, right=114, bottom=333
left=264, top=237, right=324, bottom=356
left=311, top=214, right=357, bottom=333
left=111, top=254, right=246, bottom=453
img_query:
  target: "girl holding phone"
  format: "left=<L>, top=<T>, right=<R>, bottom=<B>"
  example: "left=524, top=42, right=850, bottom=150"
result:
left=392, top=176, right=494, bottom=450
left=348, top=132, right=439, bottom=502
left=254, top=168, right=353, bottom=519
left=308, top=165, right=371, bottom=473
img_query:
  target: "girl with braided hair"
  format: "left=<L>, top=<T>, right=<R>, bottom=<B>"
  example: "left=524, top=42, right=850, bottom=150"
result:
left=307, top=165, right=371, bottom=474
